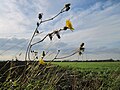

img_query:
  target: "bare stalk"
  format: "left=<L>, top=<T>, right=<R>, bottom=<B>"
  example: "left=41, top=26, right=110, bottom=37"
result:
left=55, top=51, right=78, bottom=59
left=25, top=7, right=66, bottom=61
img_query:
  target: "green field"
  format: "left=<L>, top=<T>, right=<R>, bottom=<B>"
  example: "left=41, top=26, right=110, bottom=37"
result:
left=52, top=61, right=120, bottom=71
left=0, top=61, right=120, bottom=90
left=51, top=62, right=120, bottom=89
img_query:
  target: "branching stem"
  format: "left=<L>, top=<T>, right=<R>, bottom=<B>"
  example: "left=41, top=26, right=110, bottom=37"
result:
left=25, top=7, right=65, bottom=61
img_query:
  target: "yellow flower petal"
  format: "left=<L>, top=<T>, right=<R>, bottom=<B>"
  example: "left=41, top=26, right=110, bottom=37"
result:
left=13, top=81, right=17, bottom=86
left=39, top=58, right=45, bottom=65
left=66, top=19, right=74, bottom=31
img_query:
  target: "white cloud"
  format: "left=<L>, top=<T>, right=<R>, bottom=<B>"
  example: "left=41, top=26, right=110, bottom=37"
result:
left=0, top=0, right=120, bottom=60
left=0, top=0, right=30, bottom=38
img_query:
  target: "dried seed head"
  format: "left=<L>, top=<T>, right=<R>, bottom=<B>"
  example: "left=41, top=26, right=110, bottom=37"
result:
left=78, top=43, right=85, bottom=55
left=65, top=6, right=70, bottom=11
left=37, top=22, right=39, bottom=27
left=38, top=13, right=43, bottom=20
left=48, top=33, right=53, bottom=40
left=80, top=43, right=84, bottom=48
left=80, top=43, right=85, bottom=52
left=54, top=31, right=61, bottom=39
left=80, top=47, right=85, bottom=52
left=36, top=56, right=38, bottom=59
left=31, top=50, right=34, bottom=53
left=42, top=51, right=45, bottom=57
left=65, top=3, right=71, bottom=8
left=79, top=51, right=82, bottom=56
left=58, top=50, right=60, bottom=52
left=56, top=33, right=61, bottom=39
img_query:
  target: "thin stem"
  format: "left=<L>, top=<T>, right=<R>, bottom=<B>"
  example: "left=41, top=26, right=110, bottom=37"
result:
left=48, top=50, right=60, bottom=64
left=41, top=11, right=63, bottom=23
left=52, top=50, right=60, bottom=61
left=31, top=29, right=63, bottom=46
left=25, top=7, right=65, bottom=61
left=25, top=28, right=38, bottom=61
left=0, top=65, right=26, bottom=79
left=0, top=61, right=10, bottom=72
left=28, top=29, right=64, bottom=60
left=28, top=45, right=32, bottom=61
left=31, top=34, right=48, bottom=46
left=55, top=51, right=78, bottom=59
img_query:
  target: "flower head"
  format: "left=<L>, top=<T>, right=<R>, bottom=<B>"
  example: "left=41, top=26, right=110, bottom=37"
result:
left=64, top=3, right=71, bottom=11
left=38, top=13, right=43, bottom=20
left=65, top=3, right=71, bottom=8
left=39, top=58, right=45, bottom=65
left=66, top=19, right=74, bottom=31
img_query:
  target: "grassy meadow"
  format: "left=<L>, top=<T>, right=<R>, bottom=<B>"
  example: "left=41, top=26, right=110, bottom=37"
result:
left=52, top=61, right=120, bottom=90
left=52, top=61, right=120, bottom=71
left=0, top=61, right=120, bottom=90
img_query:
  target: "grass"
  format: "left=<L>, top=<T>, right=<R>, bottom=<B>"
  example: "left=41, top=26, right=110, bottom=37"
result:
left=52, top=61, right=120, bottom=71
left=0, top=61, right=120, bottom=90
left=52, top=61, right=120, bottom=90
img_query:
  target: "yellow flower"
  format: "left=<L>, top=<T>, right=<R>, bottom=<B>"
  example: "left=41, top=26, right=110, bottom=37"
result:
left=39, top=58, right=45, bottom=65
left=13, top=81, right=17, bottom=87
left=66, top=19, right=74, bottom=31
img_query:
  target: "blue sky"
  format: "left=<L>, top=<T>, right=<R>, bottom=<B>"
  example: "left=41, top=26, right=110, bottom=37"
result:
left=0, top=0, right=120, bottom=60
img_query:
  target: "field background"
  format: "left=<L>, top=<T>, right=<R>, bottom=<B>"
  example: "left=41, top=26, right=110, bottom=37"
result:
left=52, top=61, right=120, bottom=71
left=0, top=61, right=120, bottom=90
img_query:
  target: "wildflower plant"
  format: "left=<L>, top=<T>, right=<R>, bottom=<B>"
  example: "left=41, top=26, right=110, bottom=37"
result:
left=25, top=3, right=85, bottom=62
left=0, top=2, right=119, bottom=90
left=0, top=3, right=86, bottom=90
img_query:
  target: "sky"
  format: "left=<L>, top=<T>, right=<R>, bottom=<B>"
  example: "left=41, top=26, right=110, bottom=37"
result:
left=0, top=0, right=120, bottom=60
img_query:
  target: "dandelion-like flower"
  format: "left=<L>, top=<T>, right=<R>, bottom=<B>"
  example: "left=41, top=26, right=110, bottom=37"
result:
left=66, top=19, right=74, bottom=31
left=39, top=58, right=45, bottom=65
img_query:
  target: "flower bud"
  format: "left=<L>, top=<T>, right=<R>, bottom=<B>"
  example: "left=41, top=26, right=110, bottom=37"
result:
left=80, top=43, right=84, bottom=48
left=79, top=51, right=82, bottom=56
left=36, top=56, right=38, bottom=59
left=65, top=3, right=71, bottom=8
left=65, top=6, right=70, bottom=11
left=48, top=33, right=53, bottom=40
left=80, top=47, right=85, bottom=52
left=42, top=51, right=45, bottom=57
left=56, top=33, right=61, bottom=39
left=31, top=50, right=34, bottom=53
left=38, top=13, right=43, bottom=20
left=54, top=31, right=61, bottom=39
left=37, top=22, right=39, bottom=27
